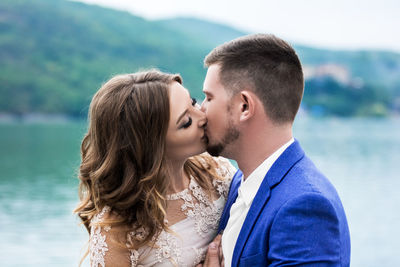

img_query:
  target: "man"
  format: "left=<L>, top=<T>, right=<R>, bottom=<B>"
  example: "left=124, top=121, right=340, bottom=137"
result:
left=199, top=34, right=350, bottom=266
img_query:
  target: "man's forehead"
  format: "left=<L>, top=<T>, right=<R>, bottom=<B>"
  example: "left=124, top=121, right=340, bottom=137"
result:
left=203, top=69, right=223, bottom=93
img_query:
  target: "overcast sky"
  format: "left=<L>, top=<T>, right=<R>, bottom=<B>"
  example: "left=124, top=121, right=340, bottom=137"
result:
left=75, top=0, right=400, bottom=53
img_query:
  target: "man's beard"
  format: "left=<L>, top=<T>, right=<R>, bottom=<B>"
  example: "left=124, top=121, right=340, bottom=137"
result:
left=206, top=122, right=239, bottom=157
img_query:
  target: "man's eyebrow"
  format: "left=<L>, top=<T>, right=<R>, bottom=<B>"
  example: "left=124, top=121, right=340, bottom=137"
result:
left=176, top=109, right=188, bottom=125
left=202, top=89, right=212, bottom=96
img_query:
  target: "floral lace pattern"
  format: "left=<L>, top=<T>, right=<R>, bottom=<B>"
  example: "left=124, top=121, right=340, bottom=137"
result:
left=88, top=157, right=235, bottom=266
left=193, top=247, right=207, bottom=265
left=167, top=177, right=226, bottom=237
left=90, top=206, right=111, bottom=267
left=129, top=250, right=140, bottom=266
left=154, top=230, right=183, bottom=266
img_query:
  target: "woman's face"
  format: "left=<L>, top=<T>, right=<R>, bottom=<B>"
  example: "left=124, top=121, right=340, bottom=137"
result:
left=165, top=82, right=207, bottom=162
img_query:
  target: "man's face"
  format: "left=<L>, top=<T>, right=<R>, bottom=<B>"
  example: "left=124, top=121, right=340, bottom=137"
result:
left=201, top=64, right=239, bottom=157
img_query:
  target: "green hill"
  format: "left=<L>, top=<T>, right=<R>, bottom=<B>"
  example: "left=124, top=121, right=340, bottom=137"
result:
left=0, top=0, right=210, bottom=116
left=0, top=0, right=399, bottom=117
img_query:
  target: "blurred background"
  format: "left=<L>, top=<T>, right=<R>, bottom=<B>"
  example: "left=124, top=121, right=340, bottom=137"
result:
left=0, top=0, right=399, bottom=266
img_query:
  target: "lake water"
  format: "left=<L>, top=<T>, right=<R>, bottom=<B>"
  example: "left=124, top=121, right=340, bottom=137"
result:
left=0, top=117, right=399, bottom=266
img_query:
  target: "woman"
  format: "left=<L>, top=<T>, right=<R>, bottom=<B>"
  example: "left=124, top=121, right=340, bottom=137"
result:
left=74, top=70, right=235, bottom=267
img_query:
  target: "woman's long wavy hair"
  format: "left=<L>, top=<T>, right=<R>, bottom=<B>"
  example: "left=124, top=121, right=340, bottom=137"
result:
left=74, top=70, right=221, bottom=253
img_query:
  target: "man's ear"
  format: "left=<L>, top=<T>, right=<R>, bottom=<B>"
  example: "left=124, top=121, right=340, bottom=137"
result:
left=239, top=91, right=255, bottom=122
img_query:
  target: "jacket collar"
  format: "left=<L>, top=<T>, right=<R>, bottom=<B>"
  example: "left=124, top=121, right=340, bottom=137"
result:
left=231, top=140, right=305, bottom=266
left=239, top=138, right=294, bottom=207
left=218, top=170, right=242, bottom=232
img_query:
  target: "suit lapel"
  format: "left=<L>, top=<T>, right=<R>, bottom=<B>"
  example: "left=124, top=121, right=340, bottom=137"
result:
left=218, top=170, right=243, bottom=232
left=231, top=140, right=305, bottom=266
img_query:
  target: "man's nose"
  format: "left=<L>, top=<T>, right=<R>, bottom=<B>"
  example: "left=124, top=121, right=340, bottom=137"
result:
left=200, top=100, right=206, bottom=112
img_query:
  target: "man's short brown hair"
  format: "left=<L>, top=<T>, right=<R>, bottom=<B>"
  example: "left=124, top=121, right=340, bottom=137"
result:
left=204, top=34, right=304, bottom=124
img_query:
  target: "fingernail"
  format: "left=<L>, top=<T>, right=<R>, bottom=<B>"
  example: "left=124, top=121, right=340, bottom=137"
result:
left=210, top=242, right=216, bottom=249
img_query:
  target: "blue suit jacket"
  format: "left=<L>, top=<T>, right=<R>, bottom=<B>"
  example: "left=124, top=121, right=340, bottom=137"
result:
left=219, top=141, right=350, bottom=266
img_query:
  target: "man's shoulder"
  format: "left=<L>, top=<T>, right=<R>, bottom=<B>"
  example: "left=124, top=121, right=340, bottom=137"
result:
left=269, top=154, right=346, bottom=220
left=285, top=155, right=336, bottom=195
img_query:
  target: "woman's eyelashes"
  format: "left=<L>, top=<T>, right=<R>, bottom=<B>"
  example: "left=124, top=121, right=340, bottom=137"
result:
left=181, top=117, right=192, bottom=129
left=178, top=98, right=196, bottom=129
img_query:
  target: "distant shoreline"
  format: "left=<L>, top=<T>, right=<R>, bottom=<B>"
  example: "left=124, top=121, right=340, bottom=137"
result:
left=0, top=113, right=86, bottom=123
left=1, top=111, right=399, bottom=124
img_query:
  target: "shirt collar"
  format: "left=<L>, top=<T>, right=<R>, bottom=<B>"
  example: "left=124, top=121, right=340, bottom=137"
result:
left=238, top=138, right=294, bottom=206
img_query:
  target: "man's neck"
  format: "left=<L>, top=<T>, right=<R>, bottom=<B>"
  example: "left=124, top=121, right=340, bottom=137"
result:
left=234, top=126, right=293, bottom=179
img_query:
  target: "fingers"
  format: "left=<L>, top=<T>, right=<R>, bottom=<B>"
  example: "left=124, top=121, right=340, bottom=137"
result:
left=204, top=242, right=220, bottom=267
left=213, top=234, right=222, bottom=243
left=203, top=235, right=223, bottom=267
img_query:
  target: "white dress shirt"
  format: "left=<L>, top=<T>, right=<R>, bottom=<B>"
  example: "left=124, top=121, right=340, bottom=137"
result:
left=221, top=138, right=294, bottom=267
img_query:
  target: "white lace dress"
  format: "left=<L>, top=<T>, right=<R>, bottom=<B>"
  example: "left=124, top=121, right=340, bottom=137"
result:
left=89, top=158, right=235, bottom=267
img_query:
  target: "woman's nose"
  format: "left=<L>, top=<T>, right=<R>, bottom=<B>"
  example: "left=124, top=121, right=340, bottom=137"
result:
left=195, top=109, right=207, bottom=128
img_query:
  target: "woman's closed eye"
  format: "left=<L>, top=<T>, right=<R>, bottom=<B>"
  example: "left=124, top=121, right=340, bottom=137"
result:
left=180, top=117, right=192, bottom=129
left=178, top=98, right=197, bottom=129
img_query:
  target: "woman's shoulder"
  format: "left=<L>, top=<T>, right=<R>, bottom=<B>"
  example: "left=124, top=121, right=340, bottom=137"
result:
left=191, top=153, right=236, bottom=198
left=214, top=156, right=237, bottom=179
left=192, top=153, right=236, bottom=177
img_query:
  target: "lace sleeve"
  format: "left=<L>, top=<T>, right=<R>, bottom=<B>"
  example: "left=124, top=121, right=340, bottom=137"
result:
left=212, top=157, right=236, bottom=198
left=89, top=207, right=140, bottom=267
left=215, top=157, right=236, bottom=179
